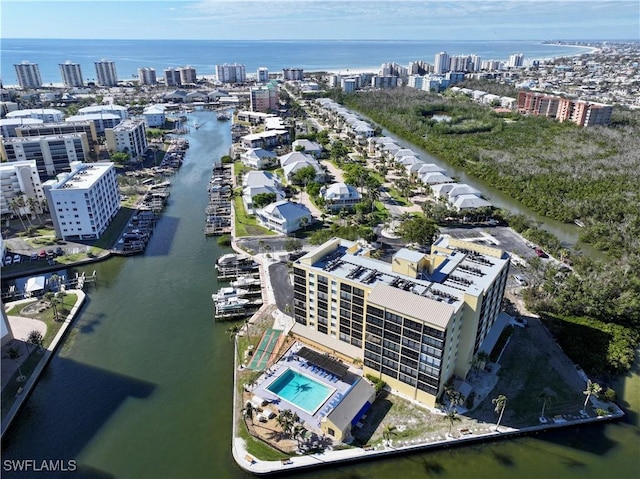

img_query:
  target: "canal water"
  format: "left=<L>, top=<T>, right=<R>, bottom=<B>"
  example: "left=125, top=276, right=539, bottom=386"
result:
left=2, top=112, right=638, bottom=478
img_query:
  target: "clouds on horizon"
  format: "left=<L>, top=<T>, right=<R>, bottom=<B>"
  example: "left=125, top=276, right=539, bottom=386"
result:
left=2, top=0, right=638, bottom=40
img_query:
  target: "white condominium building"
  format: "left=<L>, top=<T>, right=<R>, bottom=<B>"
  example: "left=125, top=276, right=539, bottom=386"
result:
left=257, top=67, right=269, bottom=83
left=179, top=66, right=197, bottom=85
left=105, top=120, right=147, bottom=160
left=434, top=52, right=450, bottom=74
left=14, top=61, right=42, bottom=89
left=95, top=59, right=118, bottom=86
left=216, top=63, right=247, bottom=84
left=138, top=67, right=157, bottom=85
left=59, top=61, right=84, bottom=87
left=291, top=236, right=510, bottom=407
left=0, top=160, right=46, bottom=216
left=164, top=68, right=182, bottom=86
left=6, top=108, right=65, bottom=123
left=43, top=162, right=120, bottom=241
left=0, top=133, right=90, bottom=178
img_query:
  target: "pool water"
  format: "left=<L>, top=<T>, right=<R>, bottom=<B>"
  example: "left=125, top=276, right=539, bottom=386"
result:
left=267, top=368, right=335, bottom=414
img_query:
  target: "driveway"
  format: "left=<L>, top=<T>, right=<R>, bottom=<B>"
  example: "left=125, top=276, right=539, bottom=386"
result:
left=268, top=262, right=294, bottom=313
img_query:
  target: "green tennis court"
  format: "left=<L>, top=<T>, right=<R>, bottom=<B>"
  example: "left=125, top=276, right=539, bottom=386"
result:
left=247, top=328, right=282, bottom=370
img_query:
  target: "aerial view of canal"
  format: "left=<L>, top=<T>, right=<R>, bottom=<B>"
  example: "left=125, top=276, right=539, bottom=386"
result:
left=2, top=111, right=638, bottom=478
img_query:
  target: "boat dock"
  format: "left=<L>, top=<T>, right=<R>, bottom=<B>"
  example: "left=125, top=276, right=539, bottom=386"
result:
left=205, top=164, right=233, bottom=236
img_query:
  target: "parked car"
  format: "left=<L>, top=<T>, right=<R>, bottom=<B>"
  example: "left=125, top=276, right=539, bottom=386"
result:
left=13, top=254, right=21, bottom=264
left=38, top=249, right=47, bottom=259
left=4, top=256, right=12, bottom=265
left=46, top=249, right=56, bottom=259
left=55, top=247, right=64, bottom=256
left=535, top=248, right=548, bottom=258
left=30, top=253, right=38, bottom=261
left=513, top=274, right=528, bottom=286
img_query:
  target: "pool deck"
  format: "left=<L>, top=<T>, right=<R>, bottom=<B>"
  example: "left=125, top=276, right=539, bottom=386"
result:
left=249, top=343, right=355, bottom=435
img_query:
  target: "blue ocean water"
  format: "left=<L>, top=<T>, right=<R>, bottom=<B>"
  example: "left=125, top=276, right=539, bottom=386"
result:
left=1, top=38, right=593, bottom=85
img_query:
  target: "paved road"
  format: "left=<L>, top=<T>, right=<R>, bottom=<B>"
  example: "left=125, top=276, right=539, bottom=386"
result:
left=268, top=262, right=293, bottom=313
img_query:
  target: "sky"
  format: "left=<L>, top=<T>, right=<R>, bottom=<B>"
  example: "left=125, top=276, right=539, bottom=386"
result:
left=1, top=0, right=638, bottom=40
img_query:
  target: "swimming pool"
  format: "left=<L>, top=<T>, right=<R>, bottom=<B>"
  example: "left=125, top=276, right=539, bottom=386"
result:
left=267, top=368, right=335, bottom=415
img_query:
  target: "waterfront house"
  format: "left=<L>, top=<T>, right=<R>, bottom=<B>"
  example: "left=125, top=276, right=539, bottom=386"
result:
left=292, top=139, right=323, bottom=158
left=240, top=148, right=277, bottom=170
left=320, top=182, right=362, bottom=211
left=283, top=160, right=324, bottom=184
left=256, top=200, right=313, bottom=234
left=242, top=171, right=284, bottom=214
left=240, top=130, right=290, bottom=149
left=279, top=151, right=315, bottom=168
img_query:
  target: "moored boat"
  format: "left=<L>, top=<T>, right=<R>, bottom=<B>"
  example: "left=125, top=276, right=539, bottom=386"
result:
left=212, top=286, right=250, bottom=302
left=231, top=275, right=261, bottom=288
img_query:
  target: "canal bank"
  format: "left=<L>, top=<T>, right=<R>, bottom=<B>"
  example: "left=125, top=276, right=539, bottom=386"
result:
left=1, top=111, right=638, bottom=479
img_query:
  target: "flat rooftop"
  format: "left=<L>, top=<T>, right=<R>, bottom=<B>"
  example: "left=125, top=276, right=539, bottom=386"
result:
left=54, top=163, right=113, bottom=190
left=299, top=238, right=510, bottom=315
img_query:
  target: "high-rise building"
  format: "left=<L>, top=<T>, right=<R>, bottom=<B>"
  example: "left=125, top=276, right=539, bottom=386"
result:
left=470, top=55, right=482, bottom=72
left=43, top=162, right=120, bottom=241
left=94, top=59, right=118, bottom=86
left=291, top=237, right=510, bottom=407
left=14, top=61, right=42, bottom=89
left=1, top=133, right=90, bottom=178
left=507, top=53, right=525, bottom=68
left=138, top=67, right=157, bottom=85
left=282, top=68, right=304, bottom=81
left=250, top=83, right=279, bottom=112
left=59, top=61, right=84, bottom=87
left=104, top=120, right=147, bottom=160
left=434, top=52, right=450, bottom=74
left=257, top=67, right=269, bottom=83
left=215, top=64, right=247, bottom=84
left=518, top=92, right=612, bottom=127
left=0, top=160, right=46, bottom=217
left=164, top=68, right=182, bottom=87
left=179, top=66, right=197, bottom=85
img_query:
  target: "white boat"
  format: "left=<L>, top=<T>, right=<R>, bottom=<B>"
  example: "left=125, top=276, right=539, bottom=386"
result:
left=216, top=296, right=250, bottom=312
left=231, top=275, right=261, bottom=288
left=216, top=253, right=247, bottom=266
left=212, top=286, right=250, bottom=302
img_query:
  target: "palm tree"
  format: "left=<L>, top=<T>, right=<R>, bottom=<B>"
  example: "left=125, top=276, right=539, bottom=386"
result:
left=44, top=292, right=60, bottom=321
left=492, top=394, right=508, bottom=431
left=582, top=379, right=602, bottom=412
left=227, top=324, right=242, bottom=363
left=292, top=423, right=308, bottom=448
left=242, top=401, right=257, bottom=426
left=276, top=409, right=295, bottom=437
left=443, top=409, right=461, bottom=436
left=382, top=423, right=398, bottom=445
left=298, top=216, right=310, bottom=232
left=9, top=197, right=27, bottom=231
left=26, top=196, right=43, bottom=224
left=7, top=347, right=26, bottom=382
left=538, top=389, right=553, bottom=420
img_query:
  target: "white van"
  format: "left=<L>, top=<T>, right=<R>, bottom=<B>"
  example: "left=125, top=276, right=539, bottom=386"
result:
left=513, top=274, right=527, bottom=286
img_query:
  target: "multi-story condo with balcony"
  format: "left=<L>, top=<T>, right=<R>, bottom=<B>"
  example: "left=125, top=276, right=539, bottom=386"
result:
left=138, top=67, right=157, bottom=85
left=215, top=64, right=247, bottom=84
left=1, top=133, right=89, bottom=179
left=94, top=59, right=118, bottom=87
left=15, top=121, right=98, bottom=153
left=291, top=236, right=510, bottom=407
left=105, top=120, right=147, bottom=160
left=164, top=68, right=182, bottom=87
left=0, top=160, right=46, bottom=217
left=282, top=68, right=304, bottom=81
left=59, top=61, right=84, bottom=88
left=43, top=162, right=120, bottom=241
left=257, top=67, right=269, bottom=83
left=518, top=91, right=612, bottom=127
left=249, top=83, right=279, bottom=112
left=6, top=108, right=65, bottom=123
left=179, top=66, right=197, bottom=85
left=434, top=52, right=450, bottom=74
left=14, top=61, right=42, bottom=89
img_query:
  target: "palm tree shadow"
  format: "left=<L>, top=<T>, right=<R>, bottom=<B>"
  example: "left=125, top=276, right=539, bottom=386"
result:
left=492, top=450, right=515, bottom=467
left=422, top=459, right=445, bottom=474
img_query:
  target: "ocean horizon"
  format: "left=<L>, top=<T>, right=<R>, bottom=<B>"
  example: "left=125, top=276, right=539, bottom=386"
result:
left=1, top=38, right=596, bottom=85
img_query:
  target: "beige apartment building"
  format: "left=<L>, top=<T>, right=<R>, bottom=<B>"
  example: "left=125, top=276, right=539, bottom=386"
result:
left=292, top=236, right=510, bottom=407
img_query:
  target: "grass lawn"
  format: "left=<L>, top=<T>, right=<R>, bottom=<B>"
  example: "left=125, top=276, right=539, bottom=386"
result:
left=386, top=187, right=412, bottom=206
left=1, top=293, right=79, bottom=420
left=234, top=161, right=253, bottom=180
left=233, top=196, right=276, bottom=237
left=93, top=207, right=137, bottom=249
